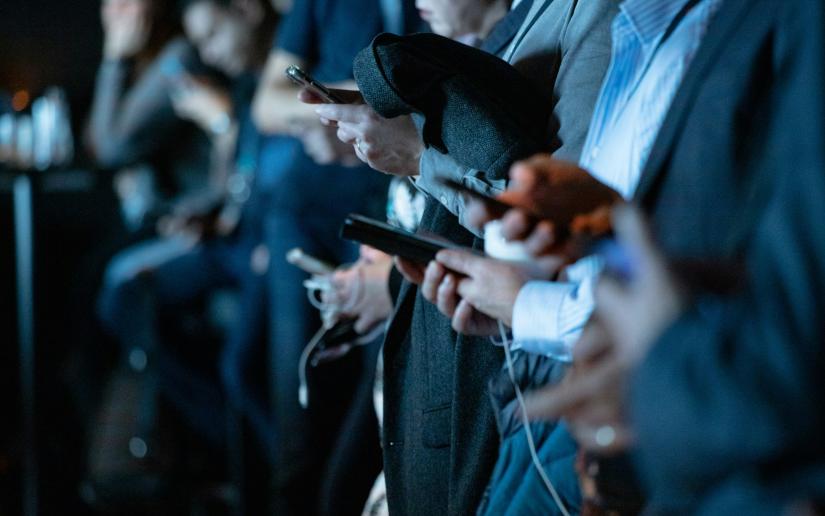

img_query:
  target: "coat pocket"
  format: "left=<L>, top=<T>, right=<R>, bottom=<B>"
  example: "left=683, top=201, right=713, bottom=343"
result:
left=422, top=403, right=452, bottom=449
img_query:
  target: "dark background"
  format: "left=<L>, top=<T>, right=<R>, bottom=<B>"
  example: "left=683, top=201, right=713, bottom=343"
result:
left=0, top=0, right=102, bottom=110
left=1, top=1, right=121, bottom=514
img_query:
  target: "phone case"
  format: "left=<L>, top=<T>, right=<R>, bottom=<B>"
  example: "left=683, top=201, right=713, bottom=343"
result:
left=340, top=214, right=453, bottom=263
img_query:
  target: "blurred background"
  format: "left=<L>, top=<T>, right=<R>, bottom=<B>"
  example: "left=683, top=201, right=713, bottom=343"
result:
left=1, top=1, right=111, bottom=514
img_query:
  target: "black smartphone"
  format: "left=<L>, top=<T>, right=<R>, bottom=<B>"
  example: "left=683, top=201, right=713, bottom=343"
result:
left=435, top=178, right=520, bottom=219
left=285, top=65, right=344, bottom=104
left=340, top=214, right=454, bottom=264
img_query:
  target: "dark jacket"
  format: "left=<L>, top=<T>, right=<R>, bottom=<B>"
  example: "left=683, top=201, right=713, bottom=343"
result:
left=629, top=0, right=825, bottom=511
left=374, top=1, right=615, bottom=514
left=353, top=31, right=551, bottom=179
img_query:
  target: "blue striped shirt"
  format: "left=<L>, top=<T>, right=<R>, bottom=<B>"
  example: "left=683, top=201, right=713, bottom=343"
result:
left=512, top=0, right=723, bottom=360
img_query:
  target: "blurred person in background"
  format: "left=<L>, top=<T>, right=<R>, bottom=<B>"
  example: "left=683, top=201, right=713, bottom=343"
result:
left=249, top=0, right=420, bottom=513
left=306, top=177, right=424, bottom=516
left=86, top=0, right=213, bottom=233
left=87, top=0, right=277, bottom=510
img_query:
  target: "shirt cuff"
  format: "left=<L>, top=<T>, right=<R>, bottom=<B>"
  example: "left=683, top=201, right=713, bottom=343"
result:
left=512, top=278, right=598, bottom=361
left=512, top=281, right=576, bottom=357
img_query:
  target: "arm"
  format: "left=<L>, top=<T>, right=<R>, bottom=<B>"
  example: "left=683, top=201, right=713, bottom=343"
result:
left=87, top=39, right=196, bottom=168
left=251, top=50, right=323, bottom=134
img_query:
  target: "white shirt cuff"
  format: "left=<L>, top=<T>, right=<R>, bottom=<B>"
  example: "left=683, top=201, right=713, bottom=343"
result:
left=511, top=276, right=598, bottom=361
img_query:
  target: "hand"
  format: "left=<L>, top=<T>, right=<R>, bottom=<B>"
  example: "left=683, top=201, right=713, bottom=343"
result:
left=301, top=89, right=424, bottom=176
left=522, top=317, right=635, bottom=455
left=322, top=250, right=395, bottom=334
left=157, top=193, right=225, bottom=240
left=102, top=0, right=151, bottom=60
left=467, top=154, right=620, bottom=255
left=593, top=205, right=685, bottom=364
left=294, top=123, right=361, bottom=166
left=432, top=249, right=564, bottom=326
left=521, top=206, right=685, bottom=455
left=420, top=259, right=499, bottom=336
left=170, top=75, right=234, bottom=136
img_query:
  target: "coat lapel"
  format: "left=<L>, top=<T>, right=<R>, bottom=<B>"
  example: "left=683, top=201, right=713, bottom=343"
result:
left=481, top=0, right=535, bottom=56
left=633, top=0, right=756, bottom=202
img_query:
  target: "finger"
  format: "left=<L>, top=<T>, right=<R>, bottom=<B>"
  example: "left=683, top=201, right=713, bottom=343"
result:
left=507, top=160, right=539, bottom=192
left=298, top=88, right=326, bottom=104
left=421, top=261, right=446, bottom=303
left=593, top=276, right=629, bottom=346
left=435, top=249, right=481, bottom=276
left=523, top=358, right=622, bottom=421
left=573, top=317, right=611, bottom=366
left=319, top=116, right=337, bottom=127
left=394, top=257, right=425, bottom=285
left=611, top=204, right=662, bottom=273
left=354, top=314, right=375, bottom=335
left=500, top=209, right=533, bottom=241
left=465, top=198, right=498, bottom=229
left=523, top=220, right=557, bottom=256
left=436, top=274, right=460, bottom=317
left=315, top=104, right=365, bottom=124
left=452, top=299, right=475, bottom=334
left=336, top=124, right=360, bottom=144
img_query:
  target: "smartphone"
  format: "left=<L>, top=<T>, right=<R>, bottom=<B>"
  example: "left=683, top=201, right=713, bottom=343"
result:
left=286, top=247, right=336, bottom=275
left=435, top=178, right=521, bottom=219
left=285, top=65, right=344, bottom=104
left=340, top=214, right=455, bottom=264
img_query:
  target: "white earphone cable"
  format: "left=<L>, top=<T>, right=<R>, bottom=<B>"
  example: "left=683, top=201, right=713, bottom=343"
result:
left=498, top=320, right=571, bottom=516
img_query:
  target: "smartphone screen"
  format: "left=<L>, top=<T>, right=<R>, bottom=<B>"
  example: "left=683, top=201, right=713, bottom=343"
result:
left=285, top=65, right=344, bottom=104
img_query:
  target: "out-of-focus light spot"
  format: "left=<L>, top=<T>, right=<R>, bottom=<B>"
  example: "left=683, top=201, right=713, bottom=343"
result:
left=12, top=90, right=30, bottom=112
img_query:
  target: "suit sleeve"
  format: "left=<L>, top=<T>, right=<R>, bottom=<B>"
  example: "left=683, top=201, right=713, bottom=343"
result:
left=549, top=0, right=614, bottom=162
left=630, top=2, right=825, bottom=500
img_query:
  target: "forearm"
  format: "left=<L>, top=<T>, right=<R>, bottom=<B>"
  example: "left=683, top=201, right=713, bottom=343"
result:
left=252, top=84, right=321, bottom=134
left=207, top=124, right=239, bottom=192
left=88, top=43, right=186, bottom=168
left=251, top=50, right=321, bottom=134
